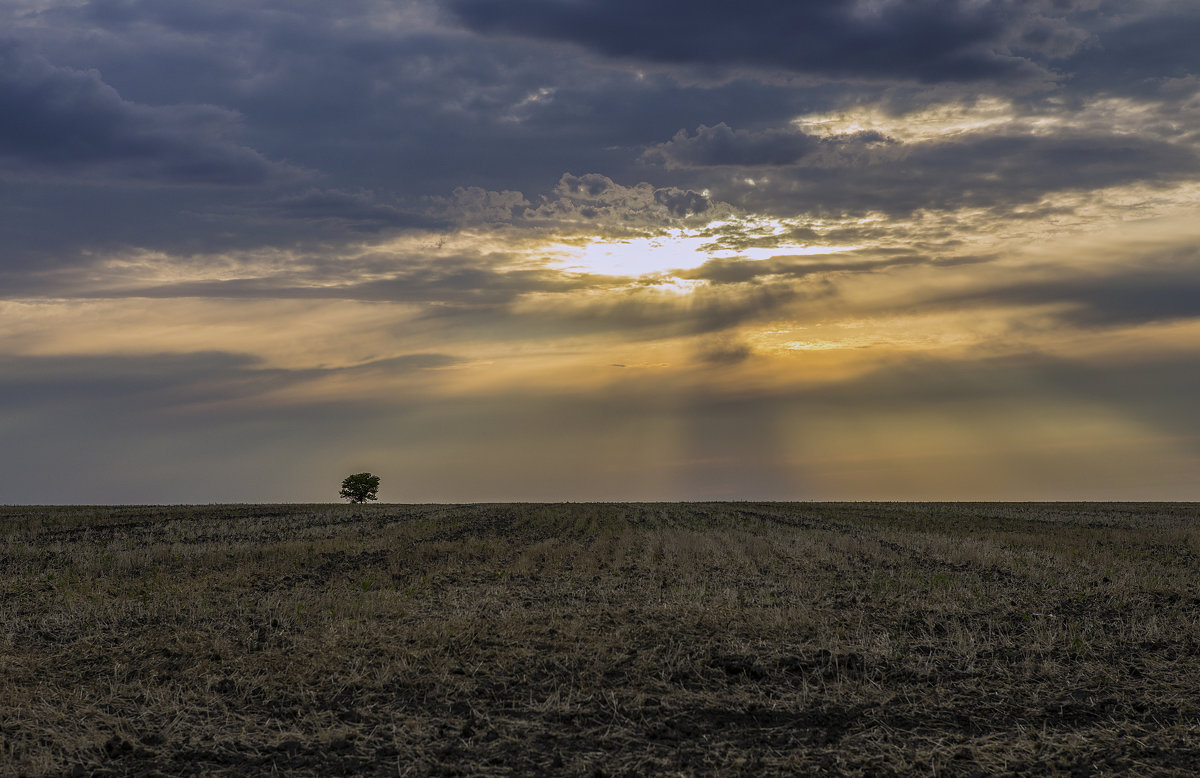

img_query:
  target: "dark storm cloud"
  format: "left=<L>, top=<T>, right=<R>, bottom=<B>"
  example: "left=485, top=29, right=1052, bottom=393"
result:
left=0, top=40, right=294, bottom=186
left=1, top=0, right=1191, bottom=275
left=663, top=127, right=1200, bottom=216
left=652, top=187, right=711, bottom=218
left=645, top=124, right=820, bottom=168
left=0, top=2, right=837, bottom=269
left=450, top=0, right=1061, bottom=85
left=1058, top=5, right=1200, bottom=98
left=17, top=0, right=824, bottom=186
left=641, top=123, right=891, bottom=169
left=262, top=189, right=439, bottom=232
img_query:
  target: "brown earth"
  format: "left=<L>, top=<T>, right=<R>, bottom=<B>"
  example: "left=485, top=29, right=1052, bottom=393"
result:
left=2, top=502, right=1199, bottom=776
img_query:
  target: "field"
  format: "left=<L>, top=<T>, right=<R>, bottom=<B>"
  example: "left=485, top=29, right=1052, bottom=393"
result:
left=3, top=502, right=1200, bottom=776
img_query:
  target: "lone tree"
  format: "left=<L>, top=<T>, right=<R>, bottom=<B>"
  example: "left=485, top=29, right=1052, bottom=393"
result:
left=339, top=472, right=380, bottom=504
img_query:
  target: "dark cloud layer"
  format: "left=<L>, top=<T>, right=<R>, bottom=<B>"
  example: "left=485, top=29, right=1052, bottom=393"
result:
left=3, top=0, right=1192, bottom=268
left=262, top=189, right=437, bottom=231
left=643, top=123, right=893, bottom=170
left=643, top=124, right=818, bottom=168
left=665, top=127, right=1200, bottom=217
left=925, top=246, right=1200, bottom=329
left=450, top=0, right=1060, bottom=85
left=1058, top=5, right=1200, bottom=98
left=0, top=40, right=292, bottom=186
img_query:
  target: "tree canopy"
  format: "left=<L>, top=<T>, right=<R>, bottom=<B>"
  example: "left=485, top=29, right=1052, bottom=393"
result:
left=339, top=472, right=380, bottom=504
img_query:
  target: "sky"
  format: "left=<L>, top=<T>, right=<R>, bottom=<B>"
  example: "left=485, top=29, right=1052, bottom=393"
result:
left=3, top=0, right=1200, bottom=503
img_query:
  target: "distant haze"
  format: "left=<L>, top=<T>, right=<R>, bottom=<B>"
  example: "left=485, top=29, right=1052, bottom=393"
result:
left=3, top=1, right=1200, bottom=502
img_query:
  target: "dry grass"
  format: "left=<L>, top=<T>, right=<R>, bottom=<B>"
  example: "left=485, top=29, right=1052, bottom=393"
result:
left=2, top=502, right=1199, bottom=776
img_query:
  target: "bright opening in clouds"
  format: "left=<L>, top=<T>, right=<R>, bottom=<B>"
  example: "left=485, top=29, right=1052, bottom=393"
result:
left=549, top=224, right=858, bottom=277
left=3, top=0, right=1200, bottom=502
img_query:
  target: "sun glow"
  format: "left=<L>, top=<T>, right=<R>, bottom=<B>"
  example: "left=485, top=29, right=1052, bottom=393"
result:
left=548, top=222, right=857, bottom=277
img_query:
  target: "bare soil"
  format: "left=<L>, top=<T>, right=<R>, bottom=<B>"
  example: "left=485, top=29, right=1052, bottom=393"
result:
left=2, top=502, right=1199, bottom=776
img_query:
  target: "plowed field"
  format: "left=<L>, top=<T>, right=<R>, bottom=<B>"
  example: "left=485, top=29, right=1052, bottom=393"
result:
left=3, top=503, right=1199, bottom=775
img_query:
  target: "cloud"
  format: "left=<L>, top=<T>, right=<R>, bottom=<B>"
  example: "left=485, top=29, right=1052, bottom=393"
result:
left=349, top=353, right=462, bottom=372
left=20, top=266, right=585, bottom=307
left=1058, top=6, right=1200, bottom=99
left=0, top=4, right=828, bottom=268
left=666, top=125, right=1200, bottom=216
left=642, top=123, right=893, bottom=168
left=695, top=339, right=754, bottom=366
left=0, top=40, right=296, bottom=186
left=923, top=244, right=1200, bottom=328
left=644, top=123, right=818, bottom=167
left=437, top=187, right=532, bottom=222
left=681, top=251, right=936, bottom=285
left=437, top=174, right=719, bottom=231
left=261, top=189, right=440, bottom=232
left=536, top=173, right=717, bottom=225
left=0, top=349, right=465, bottom=413
left=642, top=123, right=896, bottom=176
left=652, top=187, right=711, bottom=217
left=0, top=241, right=616, bottom=306
left=491, top=279, right=819, bottom=341
left=449, top=0, right=1063, bottom=85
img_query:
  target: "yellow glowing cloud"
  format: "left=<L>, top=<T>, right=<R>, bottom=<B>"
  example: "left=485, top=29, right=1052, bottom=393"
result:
left=795, top=97, right=1017, bottom=141
left=794, top=94, right=1198, bottom=145
left=545, top=220, right=856, bottom=277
